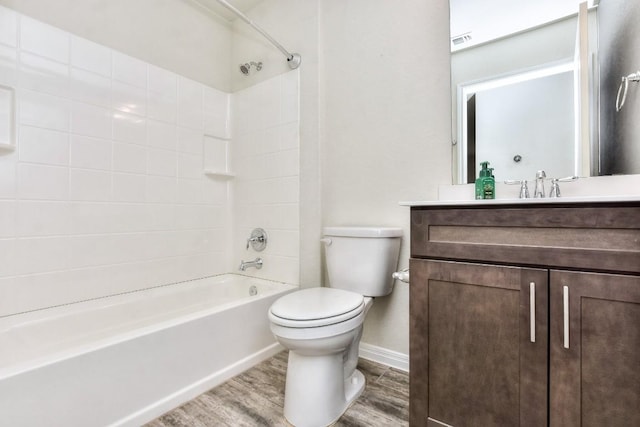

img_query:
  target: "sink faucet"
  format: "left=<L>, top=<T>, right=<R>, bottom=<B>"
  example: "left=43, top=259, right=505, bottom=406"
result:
left=534, top=170, right=546, bottom=198
left=239, top=257, right=263, bottom=271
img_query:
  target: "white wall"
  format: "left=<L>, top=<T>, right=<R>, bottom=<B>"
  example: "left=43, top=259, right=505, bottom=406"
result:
left=320, top=0, right=452, bottom=354
left=0, top=7, right=232, bottom=316
left=0, top=0, right=233, bottom=90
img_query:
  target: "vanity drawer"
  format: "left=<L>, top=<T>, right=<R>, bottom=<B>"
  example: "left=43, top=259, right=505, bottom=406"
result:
left=410, top=204, right=640, bottom=274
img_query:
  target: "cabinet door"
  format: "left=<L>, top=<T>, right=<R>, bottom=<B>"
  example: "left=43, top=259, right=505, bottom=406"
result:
left=410, top=259, right=548, bottom=426
left=550, top=271, right=640, bottom=427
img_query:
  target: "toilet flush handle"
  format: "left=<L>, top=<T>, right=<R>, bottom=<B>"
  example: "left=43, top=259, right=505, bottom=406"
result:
left=320, top=238, right=332, bottom=246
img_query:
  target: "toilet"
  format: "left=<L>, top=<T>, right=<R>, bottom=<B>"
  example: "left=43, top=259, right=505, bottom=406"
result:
left=268, top=226, right=402, bottom=427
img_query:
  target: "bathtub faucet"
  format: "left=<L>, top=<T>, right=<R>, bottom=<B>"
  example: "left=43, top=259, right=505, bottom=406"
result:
left=239, top=257, right=263, bottom=271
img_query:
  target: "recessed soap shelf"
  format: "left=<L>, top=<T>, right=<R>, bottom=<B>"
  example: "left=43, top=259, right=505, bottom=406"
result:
left=203, top=135, right=234, bottom=179
left=0, top=84, right=15, bottom=152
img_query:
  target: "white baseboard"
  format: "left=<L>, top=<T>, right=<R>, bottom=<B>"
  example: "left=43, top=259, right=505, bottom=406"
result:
left=359, top=342, right=409, bottom=372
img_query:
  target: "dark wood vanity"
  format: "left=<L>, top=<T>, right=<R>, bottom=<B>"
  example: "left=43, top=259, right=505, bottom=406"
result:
left=409, top=200, right=640, bottom=426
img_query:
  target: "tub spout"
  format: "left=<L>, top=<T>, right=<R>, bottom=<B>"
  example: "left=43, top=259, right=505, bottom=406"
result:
left=239, top=257, right=263, bottom=271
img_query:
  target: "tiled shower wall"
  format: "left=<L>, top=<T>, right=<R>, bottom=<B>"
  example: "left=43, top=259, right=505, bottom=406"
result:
left=232, top=71, right=300, bottom=285
left=0, top=7, right=232, bottom=316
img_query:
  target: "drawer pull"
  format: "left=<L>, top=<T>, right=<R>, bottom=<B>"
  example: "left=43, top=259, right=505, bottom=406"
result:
left=563, top=285, right=570, bottom=349
left=530, top=282, right=536, bottom=343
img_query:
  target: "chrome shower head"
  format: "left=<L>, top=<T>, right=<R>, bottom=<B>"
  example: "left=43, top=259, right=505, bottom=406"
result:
left=239, top=61, right=262, bottom=75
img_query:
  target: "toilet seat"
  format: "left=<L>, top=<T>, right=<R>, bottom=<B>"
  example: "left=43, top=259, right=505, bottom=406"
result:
left=269, top=288, right=364, bottom=328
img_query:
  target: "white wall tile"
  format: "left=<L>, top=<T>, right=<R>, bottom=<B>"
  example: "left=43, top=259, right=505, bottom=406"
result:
left=112, top=172, right=146, bottom=202
left=110, top=203, right=149, bottom=233
left=0, top=200, right=16, bottom=237
left=69, top=168, right=111, bottom=201
left=146, top=175, right=177, bottom=203
left=112, top=81, right=146, bottom=117
left=176, top=178, right=202, bottom=205
left=177, top=127, right=202, bottom=154
left=2, top=11, right=234, bottom=315
left=146, top=204, right=175, bottom=231
left=19, top=90, right=70, bottom=131
left=16, top=201, right=70, bottom=236
left=69, top=67, right=111, bottom=107
left=177, top=152, right=202, bottom=179
left=147, top=119, right=176, bottom=150
left=0, top=44, right=17, bottom=87
left=18, top=163, right=68, bottom=200
left=203, top=86, right=229, bottom=138
left=71, top=102, right=112, bottom=139
left=148, top=89, right=177, bottom=123
left=70, top=36, right=111, bottom=76
left=177, top=76, right=203, bottom=129
left=113, top=51, right=147, bottom=88
left=113, top=142, right=146, bottom=174
left=203, top=136, right=228, bottom=172
left=14, top=236, right=70, bottom=275
left=147, top=147, right=177, bottom=177
left=19, top=16, right=69, bottom=63
left=69, top=202, right=113, bottom=235
left=19, top=52, right=70, bottom=98
left=0, top=6, right=18, bottom=47
left=70, top=135, right=112, bottom=170
left=0, top=239, right=15, bottom=277
left=0, top=154, right=16, bottom=199
left=19, top=125, right=69, bottom=166
left=113, top=111, right=146, bottom=144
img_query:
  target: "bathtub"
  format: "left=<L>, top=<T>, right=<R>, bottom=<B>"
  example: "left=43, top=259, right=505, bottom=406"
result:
left=0, top=274, right=297, bottom=427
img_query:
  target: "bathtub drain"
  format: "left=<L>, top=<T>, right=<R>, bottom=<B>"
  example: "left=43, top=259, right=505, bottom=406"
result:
left=249, top=285, right=258, bottom=296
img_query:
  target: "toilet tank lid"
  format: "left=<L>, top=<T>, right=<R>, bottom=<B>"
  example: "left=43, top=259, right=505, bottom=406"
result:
left=323, top=226, right=403, bottom=238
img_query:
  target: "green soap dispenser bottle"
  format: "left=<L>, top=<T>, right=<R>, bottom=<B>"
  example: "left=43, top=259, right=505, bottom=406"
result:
left=475, top=161, right=495, bottom=200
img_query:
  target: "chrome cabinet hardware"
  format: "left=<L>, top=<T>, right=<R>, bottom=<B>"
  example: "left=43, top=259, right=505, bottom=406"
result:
left=563, top=285, right=570, bottom=349
left=530, top=282, right=536, bottom=343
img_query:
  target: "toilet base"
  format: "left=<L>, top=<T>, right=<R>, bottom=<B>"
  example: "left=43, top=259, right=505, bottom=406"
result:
left=283, top=351, right=366, bottom=427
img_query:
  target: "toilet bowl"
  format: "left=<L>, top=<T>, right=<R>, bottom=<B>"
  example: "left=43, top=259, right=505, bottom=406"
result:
left=268, top=226, right=402, bottom=427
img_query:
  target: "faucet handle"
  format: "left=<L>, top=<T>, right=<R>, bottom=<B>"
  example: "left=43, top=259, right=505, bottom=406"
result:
left=549, top=176, right=579, bottom=198
left=246, top=228, right=268, bottom=251
left=504, top=179, right=530, bottom=199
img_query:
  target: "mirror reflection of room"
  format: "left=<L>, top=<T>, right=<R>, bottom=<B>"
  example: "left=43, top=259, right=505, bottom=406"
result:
left=450, top=0, right=640, bottom=184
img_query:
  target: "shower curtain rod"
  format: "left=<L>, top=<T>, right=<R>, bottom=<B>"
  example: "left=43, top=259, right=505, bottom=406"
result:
left=214, top=0, right=301, bottom=69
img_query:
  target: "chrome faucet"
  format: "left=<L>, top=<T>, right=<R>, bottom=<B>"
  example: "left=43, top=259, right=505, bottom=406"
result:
left=239, top=257, right=263, bottom=271
left=533, top=170, right=546, bottom=198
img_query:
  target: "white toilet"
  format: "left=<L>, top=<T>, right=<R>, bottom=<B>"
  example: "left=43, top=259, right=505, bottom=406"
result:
left=268, top=226, right=402, bottom=427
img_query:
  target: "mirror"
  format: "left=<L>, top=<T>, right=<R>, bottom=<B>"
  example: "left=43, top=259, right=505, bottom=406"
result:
left=450, top=0, right=640, bottom=183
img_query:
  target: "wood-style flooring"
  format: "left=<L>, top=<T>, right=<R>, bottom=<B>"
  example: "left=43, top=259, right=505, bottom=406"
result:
left=146, top=351, right=409, bottom=426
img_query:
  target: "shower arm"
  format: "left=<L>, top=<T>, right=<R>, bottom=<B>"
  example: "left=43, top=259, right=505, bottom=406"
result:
left=214, top=0, right=301, bottom=69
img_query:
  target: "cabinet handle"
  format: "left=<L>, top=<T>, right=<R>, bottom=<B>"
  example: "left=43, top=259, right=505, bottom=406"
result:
left=563, top=285, right=570, bottom=349
left=530, top=282, right=536, bottom=343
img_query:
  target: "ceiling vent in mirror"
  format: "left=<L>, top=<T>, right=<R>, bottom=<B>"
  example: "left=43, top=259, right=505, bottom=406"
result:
left=451, top=32, right=472, bottom=47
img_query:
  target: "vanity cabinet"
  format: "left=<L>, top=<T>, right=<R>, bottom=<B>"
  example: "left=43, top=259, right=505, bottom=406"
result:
left=409, top=202, right=640, bottom=427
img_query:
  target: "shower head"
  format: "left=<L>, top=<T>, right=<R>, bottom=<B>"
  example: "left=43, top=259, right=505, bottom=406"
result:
left=239, top=61, right=263, bottom=75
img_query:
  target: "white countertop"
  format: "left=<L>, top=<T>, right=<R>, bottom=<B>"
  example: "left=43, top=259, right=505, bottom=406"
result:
left=401, top=174, right=640, bottom=207
left=400, top=194, right=640, bottom=207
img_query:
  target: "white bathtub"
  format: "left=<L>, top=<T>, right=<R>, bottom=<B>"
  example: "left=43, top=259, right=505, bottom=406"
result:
left=0, top=274, right=297, bottom=427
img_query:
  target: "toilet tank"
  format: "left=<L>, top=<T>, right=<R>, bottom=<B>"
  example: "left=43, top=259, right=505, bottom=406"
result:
left=323, top=227, right=402, bottom=297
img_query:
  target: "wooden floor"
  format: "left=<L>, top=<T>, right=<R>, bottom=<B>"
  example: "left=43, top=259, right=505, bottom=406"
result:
left=146, top=351, right=409, bottom=427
